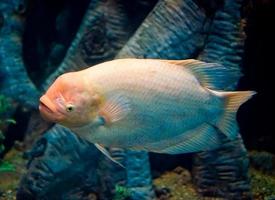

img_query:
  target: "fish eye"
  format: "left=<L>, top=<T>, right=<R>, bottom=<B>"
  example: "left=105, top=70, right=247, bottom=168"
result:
left=66, top=104, right=75, bottom=112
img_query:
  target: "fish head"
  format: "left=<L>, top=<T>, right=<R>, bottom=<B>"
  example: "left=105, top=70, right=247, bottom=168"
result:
left=39, top=72, right=101, bottom=128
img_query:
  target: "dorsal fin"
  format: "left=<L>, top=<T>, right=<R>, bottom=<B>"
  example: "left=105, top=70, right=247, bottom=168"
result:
left=158, top=59, right=235, bottom=90
left=159, top=59, right=200, bottom=66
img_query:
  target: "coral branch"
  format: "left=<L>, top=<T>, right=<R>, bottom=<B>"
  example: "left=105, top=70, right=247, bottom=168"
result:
left=42, top=0, right=156, bottom=90
left=193, top=136, right=251, bottom=198
left=126, top=150, right=155, bottom=200
left=198, top=0, right=245, bottom=89
left=117, top=0, right=210, bottom=59
left=0, top=1, right=40, bottom=109
left=193, top=0, right=252, bottom=198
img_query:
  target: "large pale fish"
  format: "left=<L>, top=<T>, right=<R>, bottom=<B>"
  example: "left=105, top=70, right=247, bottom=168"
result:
left=39, top=59, right=255, bottom=165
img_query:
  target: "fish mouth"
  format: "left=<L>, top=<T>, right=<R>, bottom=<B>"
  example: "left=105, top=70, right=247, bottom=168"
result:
left=39, top=95, right=66, bottom=123
left=39, top=95, right=56, bottom=114
left=39, top=101, right=53, bottom=114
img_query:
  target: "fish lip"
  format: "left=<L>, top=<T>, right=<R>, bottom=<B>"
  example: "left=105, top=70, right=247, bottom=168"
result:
left=39, top=95, right=55, bottom=114
left=39, top=102, right=63, bottom=122
left=39, top=101, right=53, bottom=114
left=39, top=95, right=66, bottom=123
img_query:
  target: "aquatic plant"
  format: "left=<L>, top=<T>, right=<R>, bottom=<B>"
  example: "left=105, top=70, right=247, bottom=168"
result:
left=113, top=185, right=131, bottom=200
left=250, top=168, right=275, bottom=199
left=0, top=95, right=16, bottom=152
left=0, top=161, right=15, bottom=172
left=0, top=95, right=16, bottom=172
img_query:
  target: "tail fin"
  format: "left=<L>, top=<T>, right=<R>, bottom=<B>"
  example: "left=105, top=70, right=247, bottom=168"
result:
left=215, top=90, right=256, bottom=140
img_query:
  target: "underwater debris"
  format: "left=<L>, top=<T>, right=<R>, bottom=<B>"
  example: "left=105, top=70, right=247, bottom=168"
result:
left=250, top=168, right=275, bottom=200
left=153, top=166, right=199, bottom=200
left=153, top=165, right=275, bottom=200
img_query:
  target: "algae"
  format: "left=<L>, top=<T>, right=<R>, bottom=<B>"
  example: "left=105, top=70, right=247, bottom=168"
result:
left=114, top=185, right=131, bottom=200
left=0, top=149, right=26, bottom=200
left=0, top=162, right=15, bottom=173
left=0, top=94, right=16, bottom=155
left=250, top=168, right=275, bottom=200
left=153, top=165, right=275, bottom=200
left=1, top=150, right=275, bottom=200
left=153, top=166, right=200, bottom=200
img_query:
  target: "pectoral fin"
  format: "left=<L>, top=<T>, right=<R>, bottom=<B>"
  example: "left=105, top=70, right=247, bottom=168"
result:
left=99, top=94, right=131, bottom=124
left=95, top=143, right=125, bottom=168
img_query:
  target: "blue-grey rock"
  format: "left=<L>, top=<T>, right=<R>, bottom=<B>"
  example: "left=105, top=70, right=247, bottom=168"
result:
left=17, top=125, right=100, bottom=200
left=126, top=151, right=155, bottom=200
left=193, top=0, right=252, bottom=198
left=193, top=135, right=251, bottom=199
left=42, top=0, right=157, bottom=90
left=198, top=0, right=244, bottom=90
left=0, top=0, right=40, bottom=109
left=117, top=0, right=210, bottom=59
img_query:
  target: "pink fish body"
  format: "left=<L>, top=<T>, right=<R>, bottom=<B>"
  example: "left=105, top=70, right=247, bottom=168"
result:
left=39, top=59, right=255, bottom=155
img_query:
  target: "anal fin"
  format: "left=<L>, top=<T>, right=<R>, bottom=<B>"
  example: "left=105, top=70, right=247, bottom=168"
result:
left=95, top=143, right=125, bottom=168
left=156, top=124, right=223, bottom=154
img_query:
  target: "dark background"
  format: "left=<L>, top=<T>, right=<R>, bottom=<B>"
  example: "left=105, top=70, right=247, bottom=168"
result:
left=2, top=0, right=275, bottom=163
left=238, top=0, right=275, bottom=153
